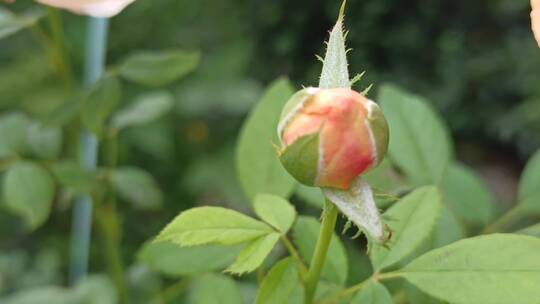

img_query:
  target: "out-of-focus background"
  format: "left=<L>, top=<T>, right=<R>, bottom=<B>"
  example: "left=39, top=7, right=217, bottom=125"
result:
left=0, top=0, right=539, bottom=302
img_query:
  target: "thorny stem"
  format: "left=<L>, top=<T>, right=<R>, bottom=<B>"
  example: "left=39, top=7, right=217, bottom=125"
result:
left=281, top=235, right=308, bottom=279
left=304, top=200, right=339, bottom=304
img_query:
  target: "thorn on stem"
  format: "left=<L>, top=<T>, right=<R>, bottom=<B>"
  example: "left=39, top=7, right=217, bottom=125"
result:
left=352, top=228, right=363, bottom=239
left=350, top=71, right=366, bottom=86
left=342, top=220, right=352, bottom=234
left=270, top=140, right=281, bottom=155
left=381, top=224, right=394, bottom=248
left=361, top=84, right=374, bottom=96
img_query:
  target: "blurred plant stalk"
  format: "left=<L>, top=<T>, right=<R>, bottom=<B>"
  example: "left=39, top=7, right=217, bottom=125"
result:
left=69, top=15, right=106, bottom=284
left=69, top=18, right=129, bottom=303
left=46, top=7, right=73, bottom=89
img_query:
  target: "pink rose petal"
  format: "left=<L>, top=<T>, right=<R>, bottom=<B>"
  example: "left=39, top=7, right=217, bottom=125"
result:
left=533, top=5, right=540, bottom=48
left=36, top=0, right=135, bottom=18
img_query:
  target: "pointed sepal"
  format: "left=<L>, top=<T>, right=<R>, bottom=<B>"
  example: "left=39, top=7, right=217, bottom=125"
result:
left=323, top=177, right=388, bottom=244
left=318, top=1, right=350, bottom=89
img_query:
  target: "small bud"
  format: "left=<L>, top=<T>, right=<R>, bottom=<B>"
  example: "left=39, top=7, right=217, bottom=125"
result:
left=277, top=87, right=389, bottom=190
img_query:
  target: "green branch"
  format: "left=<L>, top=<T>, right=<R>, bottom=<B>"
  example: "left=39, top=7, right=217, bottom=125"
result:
left=304, top=200, right=339, bottom=304
left=281, top=234, right=308, bottom=279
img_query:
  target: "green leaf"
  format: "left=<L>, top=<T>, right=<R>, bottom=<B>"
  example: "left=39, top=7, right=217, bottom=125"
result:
left=287, top=285, right=305, bottom=304
left=404, top=282, right=446, bottom=304
left=351, top=281, right=393, bottom=304
left=82, top=76, right=122, bottom=136
left=111, top=167, right=163, bottom=211
left=0, top=55, right=49, bottom=108
left=126, top=264, right=163, bottom=304
left=226, top=232, right=280, bottom=274
left=254, top=193, right=296, bottom=233
left=177, top=80, right=262, bottom=116
left=124, top=119, right=173, bottom=161
left=378, top=85, right=453, bottom=185
left=401, top=234, right=540, bottom=304
left=2, top=162, right=55, bottom=229
left=138, top=241, right=239, bottom=277
left=0, top=112, right=30, bottom=158
left=433, top=206, right=465, bottom=248
left=111, top=91, right=174, bottom=130
left=518, top=150, right=540, bottom=213
left=238, top=282, right=258, bottom=304
left=293, top=216, right=348, bottom=285
left=318, top=5, right=349, bottom=89
left=21, top=87, right=67, bottom=119
left=1, top=287, right=67, bottom=304
left=51, top=161, right=99, bottom=193
left=236, top=78, right=296, bottom=202
left=364, top=159, right=409, bottom=198
left=516, top=222, right=540, bottom=238
left=314, top=281, right=351, bottom=304
left=345, top=243, right=374, bottom=285
left=370, top=186, right=442, bottom=271
left=119, top=50, right=200, bottom=87
left=182, top=147, right=244, bottom=203
left=0, top=8, right=43, bottom=40
left=441, top=162, right=496, bottom=226
left=42, top=93, right=85, bottom=127
left=0, top=8, right=23, bottom=40
left=156, top=207, right=273, bottom=246
left=295, top=184, right=324, bottom=209
left=188, top=273, right=243, bottom=304
left=70, top=275, right=117, bottom=304
left=256, top=258, right=300, bottom=304
left=26, top=123, right=62, bottom=160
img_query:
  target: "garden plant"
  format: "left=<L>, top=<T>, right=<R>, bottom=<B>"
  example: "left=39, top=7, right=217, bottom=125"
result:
left=1, top=0, right=540, bottom=304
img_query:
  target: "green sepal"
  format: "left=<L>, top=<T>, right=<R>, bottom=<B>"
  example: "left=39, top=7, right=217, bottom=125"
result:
left=367, top=102, right=389, bottom=165
left=279, top=132, right=320, bottom=186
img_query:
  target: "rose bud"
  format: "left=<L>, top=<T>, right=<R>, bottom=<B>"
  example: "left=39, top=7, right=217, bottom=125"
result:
left=277, top=87, right=389, bottom=190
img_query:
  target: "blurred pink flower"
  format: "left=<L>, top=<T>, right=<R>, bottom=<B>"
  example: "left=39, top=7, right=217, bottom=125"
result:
left=36, top=0, right=135, bottom=18
left=533, top=0, right=540, bottom=47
